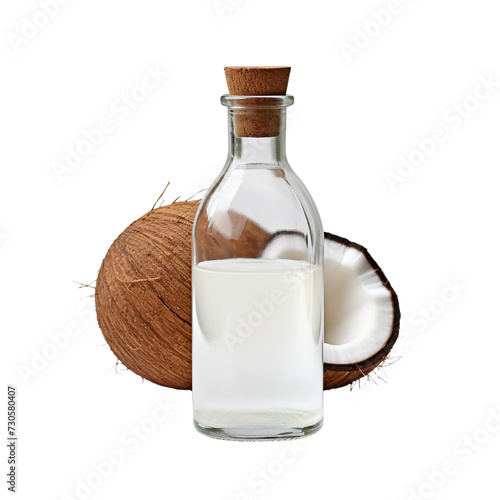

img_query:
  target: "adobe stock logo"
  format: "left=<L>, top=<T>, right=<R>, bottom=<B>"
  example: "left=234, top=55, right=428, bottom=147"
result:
left=339, top=0, right=417, bottom=64
left=230, top=441, right=307, bottom=499
left=51, top=65, right=168, bottom=182
left=60, top=396, right=178, bottom=500
left=7, top=0, right=72, bottom=54
left=384, top=74, right=499, bottom=191
left=223, top=289, right=286, bottom=350
left=212, top=0, right=245, bottom=21
left=17, top=298, right=95, bottom=385
left=407, top=405, right=500, bottom=500
left=407, top=278, right=466, bottom=334
left=391, top=277, right=467, bottom=359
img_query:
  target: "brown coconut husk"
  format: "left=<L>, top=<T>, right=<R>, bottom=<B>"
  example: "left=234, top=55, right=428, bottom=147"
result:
left=95, top=200, right=272, bottom=390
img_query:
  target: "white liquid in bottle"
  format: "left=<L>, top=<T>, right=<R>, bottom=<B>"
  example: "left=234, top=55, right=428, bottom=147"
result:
left=192, top=258, right=324, bottom=437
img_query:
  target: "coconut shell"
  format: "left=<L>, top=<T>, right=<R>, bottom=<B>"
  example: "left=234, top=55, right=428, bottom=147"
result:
left=96, top=202, right=197, bottom=389
left=323, top=233, right=401, bottom=390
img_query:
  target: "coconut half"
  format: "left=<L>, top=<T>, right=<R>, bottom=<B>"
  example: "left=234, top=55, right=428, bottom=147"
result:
left=263, top=232, right=400, bottom=390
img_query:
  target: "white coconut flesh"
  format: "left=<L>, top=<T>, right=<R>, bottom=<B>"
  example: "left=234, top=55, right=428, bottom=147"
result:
left=262, top=232, right=395, bottom=366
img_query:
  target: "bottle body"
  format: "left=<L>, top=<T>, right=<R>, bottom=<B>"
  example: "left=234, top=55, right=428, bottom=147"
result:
left=192, top=95, right=324, bottom=440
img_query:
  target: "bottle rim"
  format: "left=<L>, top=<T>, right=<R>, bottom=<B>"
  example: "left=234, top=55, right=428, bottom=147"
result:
left=220, top=94, right=294, bottom=109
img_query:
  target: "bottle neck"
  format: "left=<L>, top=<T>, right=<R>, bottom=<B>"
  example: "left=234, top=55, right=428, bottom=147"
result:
left=227, top=108, right=288, bottom=166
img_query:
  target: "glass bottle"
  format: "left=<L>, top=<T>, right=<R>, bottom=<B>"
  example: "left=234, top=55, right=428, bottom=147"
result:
left=192, top=90, right=324, bottom=440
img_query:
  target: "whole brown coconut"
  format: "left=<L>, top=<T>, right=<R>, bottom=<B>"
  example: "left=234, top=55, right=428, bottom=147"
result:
left=96, top=201, right=399, bottom=391
left=96, top=200, right=272, bottom=390
left=96, top=202, right=197, bottom=389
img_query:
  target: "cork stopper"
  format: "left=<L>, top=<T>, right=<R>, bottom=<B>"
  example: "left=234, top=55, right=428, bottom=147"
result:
left=224, top=66, right=291, bottom=138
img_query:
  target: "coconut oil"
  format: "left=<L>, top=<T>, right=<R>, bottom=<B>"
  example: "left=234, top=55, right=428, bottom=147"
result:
left=192, top=67, right=324, bottom=440
left=192, top=258, right=323, bottom=439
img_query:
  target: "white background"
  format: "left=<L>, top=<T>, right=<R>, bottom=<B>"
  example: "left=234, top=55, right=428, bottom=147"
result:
left=2, top=1, right=499, bottom=499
